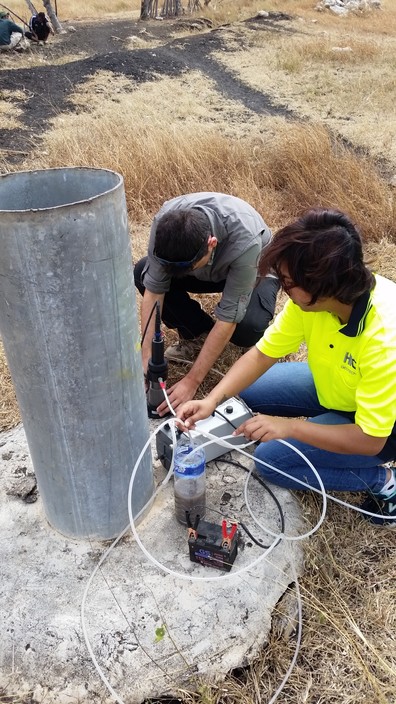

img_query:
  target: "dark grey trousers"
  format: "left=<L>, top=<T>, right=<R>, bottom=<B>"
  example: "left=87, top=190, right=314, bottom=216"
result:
left=134, top=257, right=279, bottom=347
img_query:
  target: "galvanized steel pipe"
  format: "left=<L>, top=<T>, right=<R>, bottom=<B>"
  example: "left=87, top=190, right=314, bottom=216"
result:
left=0, top=167, right=153, bottom=539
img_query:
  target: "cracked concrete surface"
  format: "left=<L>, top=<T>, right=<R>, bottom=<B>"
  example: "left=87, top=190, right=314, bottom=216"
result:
left=0, top=422, right=304, bottom=703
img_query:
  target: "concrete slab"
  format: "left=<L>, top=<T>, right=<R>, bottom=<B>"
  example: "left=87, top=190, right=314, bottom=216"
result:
left=0, top=423, right=304, bottom=704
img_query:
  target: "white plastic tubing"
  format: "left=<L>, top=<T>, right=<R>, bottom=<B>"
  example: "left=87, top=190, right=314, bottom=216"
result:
left=82, top=415, right=392, bottom=704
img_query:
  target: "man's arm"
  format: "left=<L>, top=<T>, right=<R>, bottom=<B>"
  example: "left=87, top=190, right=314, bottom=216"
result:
left=157, top=319, right=237, bottom=415
left=186, top=319, right=236, bottom=386
left=173, top=346, right=278, bottom=423
left=140, top=289, right=165, bottom=373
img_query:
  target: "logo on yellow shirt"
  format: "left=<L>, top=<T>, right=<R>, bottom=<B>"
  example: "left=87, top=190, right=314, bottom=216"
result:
left=343, top=351, right=356, bottom=369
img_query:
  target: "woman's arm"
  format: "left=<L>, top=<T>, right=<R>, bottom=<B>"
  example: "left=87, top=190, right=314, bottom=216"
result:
left=178, top=347, right=278, bottom=427
left=234, top=414, right=387, bottom=456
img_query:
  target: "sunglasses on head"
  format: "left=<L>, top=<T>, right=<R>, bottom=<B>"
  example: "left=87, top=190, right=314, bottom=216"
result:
left=153, top=236, right=210, bottom=269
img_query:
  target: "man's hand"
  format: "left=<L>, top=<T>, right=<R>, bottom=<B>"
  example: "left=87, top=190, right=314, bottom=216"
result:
left=157, top=377, right=200, bottom=417
left=234, top=414, right=294, bottom=443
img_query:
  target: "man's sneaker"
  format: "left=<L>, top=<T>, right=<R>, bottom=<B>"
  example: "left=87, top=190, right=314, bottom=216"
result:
left=165, top=333, right=208, bottom=363
left=359, top=492, right=396, bottom=526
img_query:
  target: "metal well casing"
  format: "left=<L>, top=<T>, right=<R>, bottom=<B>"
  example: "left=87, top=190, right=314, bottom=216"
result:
left=0, top=167, right=154, bottom=539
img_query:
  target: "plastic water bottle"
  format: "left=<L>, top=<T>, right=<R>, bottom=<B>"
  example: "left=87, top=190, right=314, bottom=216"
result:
left=173, top=435, right=206, bottom=525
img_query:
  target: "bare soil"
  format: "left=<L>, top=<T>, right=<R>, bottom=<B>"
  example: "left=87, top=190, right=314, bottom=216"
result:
left=0, top=12, right=295, bottom=161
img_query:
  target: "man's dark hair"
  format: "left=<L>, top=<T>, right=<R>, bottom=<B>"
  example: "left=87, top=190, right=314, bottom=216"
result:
left=154, top=209, right=211, bottom=276
left=260, top=208, right=375, bottom=305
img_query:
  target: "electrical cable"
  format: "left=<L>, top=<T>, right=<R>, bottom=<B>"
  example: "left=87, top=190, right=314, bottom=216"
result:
left=127, top=424, right=282, bottom=583
left=194, top=432, right=328, bottom=539
left=82, top=392, right=393, bottom=704
left=239, top=521, right=275, bottom=549
left=140, top=300, right=159, bottom=347
left=213, top=408, right=239, bottom=430
left=214, top=457, right=286, bottom=548
left=81, top=418, right=177, bottom=704
left=267, top=563, right=302, bottom=704
left=206, top=504, right=280, bottom=550
left=218, top=457, right=285, bottom=528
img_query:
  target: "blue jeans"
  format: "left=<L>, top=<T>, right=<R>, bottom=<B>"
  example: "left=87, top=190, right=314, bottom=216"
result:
left=239, top=362, right=396, bottom=494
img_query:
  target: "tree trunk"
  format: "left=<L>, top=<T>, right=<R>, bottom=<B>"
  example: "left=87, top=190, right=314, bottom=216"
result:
left=140, top=0, right=150, bottom=19
left=42, top=0, right=64, bottom=33
left=140, top=0, right=184, bottom=19
left=24, top=0, right=37, bottom=16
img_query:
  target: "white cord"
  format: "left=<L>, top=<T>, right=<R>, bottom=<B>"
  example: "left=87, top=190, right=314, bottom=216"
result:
left=82, top=404, right=392, bottom=704
left=267, top=564, right=302, bottom=704
left=127, top=424, right=281, bottom=582
left=194, top=428, right=394, bottom=522
left=81, top=418, right=176, bottom=704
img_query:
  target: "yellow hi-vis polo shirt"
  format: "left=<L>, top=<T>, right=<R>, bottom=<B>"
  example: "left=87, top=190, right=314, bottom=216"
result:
left=257, top=274, right=396, bottom=439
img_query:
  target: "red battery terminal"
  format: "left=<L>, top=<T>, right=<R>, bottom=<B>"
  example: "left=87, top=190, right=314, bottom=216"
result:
left=221, top=520, right=238, bottom=549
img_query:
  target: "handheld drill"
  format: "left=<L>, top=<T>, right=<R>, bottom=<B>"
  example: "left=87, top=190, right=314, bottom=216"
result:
left=146, top=302, right=169, bottom=418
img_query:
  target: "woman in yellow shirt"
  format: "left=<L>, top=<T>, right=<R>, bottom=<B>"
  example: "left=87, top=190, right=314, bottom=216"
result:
left=179, top=209, right=396, bottom=525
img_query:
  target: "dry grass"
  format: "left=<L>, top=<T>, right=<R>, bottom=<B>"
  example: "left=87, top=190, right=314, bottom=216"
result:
left=27, top=100, right=395, bottom=241
left=66, top=69, right=260, bottom=133
left=0, top=343, right=18, bottom=431
left=215, top=3, right=396, bottom=167
left=0, top=89, right=25, bottom=124
left=0, top=45, right=92, bottom=68
left=9, top=0, right=139, bottom=22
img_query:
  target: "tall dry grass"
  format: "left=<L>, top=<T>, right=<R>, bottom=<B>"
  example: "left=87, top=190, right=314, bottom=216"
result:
left=30, top=117, right=395, bottom=243
left=2, top=116, right=393, bottom=428
left=8, top=0, right=138, bottom=22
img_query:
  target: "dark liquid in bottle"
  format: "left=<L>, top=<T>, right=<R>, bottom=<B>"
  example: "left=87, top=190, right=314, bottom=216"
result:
left=174, top=489, right=206, bottom=525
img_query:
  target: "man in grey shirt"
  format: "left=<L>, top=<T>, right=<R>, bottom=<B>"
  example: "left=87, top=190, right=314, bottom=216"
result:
left=134, top=192, right=279, bottom=415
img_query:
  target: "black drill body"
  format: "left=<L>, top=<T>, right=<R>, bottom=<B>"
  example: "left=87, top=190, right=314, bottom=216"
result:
left=146, top=304, right=168, bottom=418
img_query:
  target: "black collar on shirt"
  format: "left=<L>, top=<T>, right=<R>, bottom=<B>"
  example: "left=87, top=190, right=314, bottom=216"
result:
left=340, top=289, right=372, bottom=338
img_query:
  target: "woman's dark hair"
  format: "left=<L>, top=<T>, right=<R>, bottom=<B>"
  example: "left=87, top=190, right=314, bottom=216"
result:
left=260, top=208, right=375, bottom=304
left=154, top=209, right=210, bottom=276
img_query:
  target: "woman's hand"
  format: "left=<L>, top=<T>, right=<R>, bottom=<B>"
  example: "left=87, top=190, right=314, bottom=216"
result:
left=234, top=414, right=294, bottom=442
left=175, top=398, right=217, bottom=430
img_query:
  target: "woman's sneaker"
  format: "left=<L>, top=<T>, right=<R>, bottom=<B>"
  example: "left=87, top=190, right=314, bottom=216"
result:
left=359, top=492, right=396, bottom=525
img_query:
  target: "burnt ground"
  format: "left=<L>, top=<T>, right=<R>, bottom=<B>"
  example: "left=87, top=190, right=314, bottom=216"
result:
left=0, top=11, right=296, bottom=162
